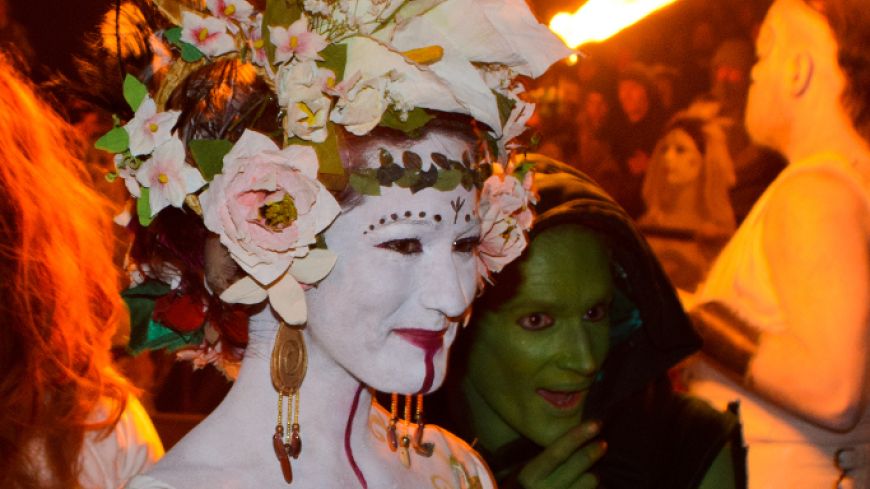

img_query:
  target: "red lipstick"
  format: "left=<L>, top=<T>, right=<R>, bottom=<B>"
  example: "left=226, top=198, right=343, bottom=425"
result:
left=394, top=328, right=447, bottom=352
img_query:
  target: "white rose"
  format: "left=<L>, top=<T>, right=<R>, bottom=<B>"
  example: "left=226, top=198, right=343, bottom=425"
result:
left=329, top=76, right=390, bottom=136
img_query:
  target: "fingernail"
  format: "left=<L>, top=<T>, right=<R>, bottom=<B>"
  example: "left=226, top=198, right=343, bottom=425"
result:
left=585, top=421, right=601, bottom=436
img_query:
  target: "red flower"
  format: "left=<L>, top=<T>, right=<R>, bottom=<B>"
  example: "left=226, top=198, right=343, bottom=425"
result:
left=153, top=292, right=207, bottom=333
left=209, top=301, right=250, bottom=348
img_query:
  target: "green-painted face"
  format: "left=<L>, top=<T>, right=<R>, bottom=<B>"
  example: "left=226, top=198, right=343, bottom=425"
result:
left=464, top=224, right=613, bottom=448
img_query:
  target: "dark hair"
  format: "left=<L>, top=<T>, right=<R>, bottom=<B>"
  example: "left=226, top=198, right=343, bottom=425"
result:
left=808, top=0, right=870, bottom=143
left=666, top=117, right=706, bottom=155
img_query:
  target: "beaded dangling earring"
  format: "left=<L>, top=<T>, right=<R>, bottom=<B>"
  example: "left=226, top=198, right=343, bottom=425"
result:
left=412, top=394, right=434, bottom=457
left=399, top=395, right=412, bottom=467
left=271, top=322, right=307, bottom=484
left=387, top=392, right=399, bottom=452
left=386, top=393, right=434, bottom=467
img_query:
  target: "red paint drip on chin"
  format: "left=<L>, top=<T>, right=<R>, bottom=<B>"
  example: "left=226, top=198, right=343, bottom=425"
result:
left=419, top=348, right=435, bottom=394
left=394, top=329, right=445, bottom=394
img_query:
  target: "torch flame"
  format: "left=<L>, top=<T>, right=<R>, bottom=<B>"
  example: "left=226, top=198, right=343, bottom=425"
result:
left=549, top=0, right=680, bottom=49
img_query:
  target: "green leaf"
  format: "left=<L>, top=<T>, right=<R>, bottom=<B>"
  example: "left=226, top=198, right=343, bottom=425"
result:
left=495, top=91, right=517, bottom=129
left=189, top=139, right=233, bottom=181
left=123, top=279, right=172, bottom=299
left=514, top=161, right=535, bottom=181
left=128, top=319, right=203, bottom=355
left=395, top=169, right=419, bottom=188
left=122, top=280, right=188, bottom=355
left=433, top=168, right=462, bottom=191
left=263, top=0, right=302, bottom=65
left=349, top=172, right=381, bottom=196
left=123, top=74, right=149, bottom=112
left=317, top=43, right=347, bottom=82
left=289, top=123, right=344, bottom=176
left=137, top=187, right=153, bottom=227
left=379, top=108, right=433, bottom=136
left=485, top=132, right=500, bottom=161
left=181, top=42, right=204, bottom=62
left=165, top=26, right=182, bottom=44
left=94, top=126, right=130, bottom=153
left=492, top=91, right=517, bottom=127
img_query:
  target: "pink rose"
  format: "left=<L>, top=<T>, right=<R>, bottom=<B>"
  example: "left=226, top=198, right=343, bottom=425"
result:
left=200, top=130, right=340, bottom=285
left=477, top=216, right=528, bottom=276
left=476, top=165, right=536, bottom=278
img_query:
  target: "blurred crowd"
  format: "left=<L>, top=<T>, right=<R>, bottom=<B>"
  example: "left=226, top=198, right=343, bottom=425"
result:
left=529, top=0, right=787, bottom=291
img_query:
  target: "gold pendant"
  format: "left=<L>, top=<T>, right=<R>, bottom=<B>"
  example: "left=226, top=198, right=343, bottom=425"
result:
left=271, top=323, right=307, bottom=392
left=399, top=435, right=411, bottom=468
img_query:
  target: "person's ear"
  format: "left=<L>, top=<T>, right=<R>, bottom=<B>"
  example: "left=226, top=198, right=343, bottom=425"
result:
left=790, top=52, right=814, bottom=97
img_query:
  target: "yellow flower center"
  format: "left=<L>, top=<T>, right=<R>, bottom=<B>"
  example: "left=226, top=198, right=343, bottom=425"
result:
left=296, top=102, right=318, bottom=126
left=402, top=45, right=444, bottom=65
left=224, top=4, right=236, bottom=16
left=260, top=194, right=298, bottom=230
left=158, top=173, right=169, bottom=184
left=198, top=28, right=209, bottom=42
left=326, top=77, right=336, bottom=89
left=253, top=38, right=265, bottom=49
left=148, top=122, right=159, bottom=133
left=289, top=36, right=299, bottom=50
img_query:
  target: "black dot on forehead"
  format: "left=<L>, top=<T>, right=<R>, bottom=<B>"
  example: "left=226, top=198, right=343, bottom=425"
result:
left=434, top=214, right=442, bottom=222
left=419, top=212, right=426, bottom=218
left=369, top=224, right=375, bottom=231
left=391, top=213, right=398, bottom=220
left=405, top=211, right=412, bottom=217
left=465, top=214, right=471, bottom=222
left=379, top=218, right=386, bottom=225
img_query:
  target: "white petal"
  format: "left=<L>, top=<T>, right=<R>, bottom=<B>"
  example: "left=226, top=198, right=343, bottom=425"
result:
left=224, top=130, right=280, bottom=169
left=289, top=249, right=337, bottom=284
left=311, top=183, right=341, bottom=232
left=340, top=37, right=465, bottom=118
left=279, top=144, right=320, bottom=179
left=268, top=275, right=308, bottom=325
left=388, top=16, right=501, bottom=132
left=181, top=164, right=207, bottom=193
left=220, top=275, right=268, bottom=304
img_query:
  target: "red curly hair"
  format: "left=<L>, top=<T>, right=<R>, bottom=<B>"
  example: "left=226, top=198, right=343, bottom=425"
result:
left=0, top=56, right=133, bottom=488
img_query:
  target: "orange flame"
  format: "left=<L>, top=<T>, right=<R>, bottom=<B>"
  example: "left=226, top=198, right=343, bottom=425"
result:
left=549, top=0, right=680, bottom=48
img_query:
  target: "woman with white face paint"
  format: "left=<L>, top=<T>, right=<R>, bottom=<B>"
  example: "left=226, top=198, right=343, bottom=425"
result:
left=77, top=1, right=570, bottom=488
left=638, top=110, right=737, bottom=290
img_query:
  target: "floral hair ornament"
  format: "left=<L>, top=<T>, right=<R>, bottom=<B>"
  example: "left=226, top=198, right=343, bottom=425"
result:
left=97, top=0, right=570, bottom=372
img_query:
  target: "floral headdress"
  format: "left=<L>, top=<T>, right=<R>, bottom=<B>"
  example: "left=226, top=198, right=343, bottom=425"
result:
left=96, top=0, right=570, bottom=374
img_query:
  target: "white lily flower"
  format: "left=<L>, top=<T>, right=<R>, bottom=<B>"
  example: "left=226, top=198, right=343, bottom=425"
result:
left=339, top=36, right=465, bottom=122
left=206, top=0, right=255, bottom=25
left=181, top=12, right=236, bottom=57
left=372, top=0, right=571, bottom=135
left=124, top=98, right=181, bottom=156
left=135, top=137, right=207, bottom=216
left=285, top=94, right=332, bottom=142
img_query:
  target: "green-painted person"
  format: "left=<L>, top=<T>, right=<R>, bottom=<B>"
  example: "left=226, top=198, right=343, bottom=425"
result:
left=431, top=157, right=746, bottom=488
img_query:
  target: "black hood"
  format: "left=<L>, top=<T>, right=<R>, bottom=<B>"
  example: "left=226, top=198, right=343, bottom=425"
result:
left=525, top=155, right=700, bottom=420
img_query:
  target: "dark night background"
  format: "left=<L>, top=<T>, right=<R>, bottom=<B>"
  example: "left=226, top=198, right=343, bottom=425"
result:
left=12, top=0, right=112, bottom=81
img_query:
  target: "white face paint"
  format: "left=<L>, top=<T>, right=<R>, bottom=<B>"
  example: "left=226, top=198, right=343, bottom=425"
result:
left=304, top=132, right=480, bottom=394
left=658, top=128, right=703, bottom=186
